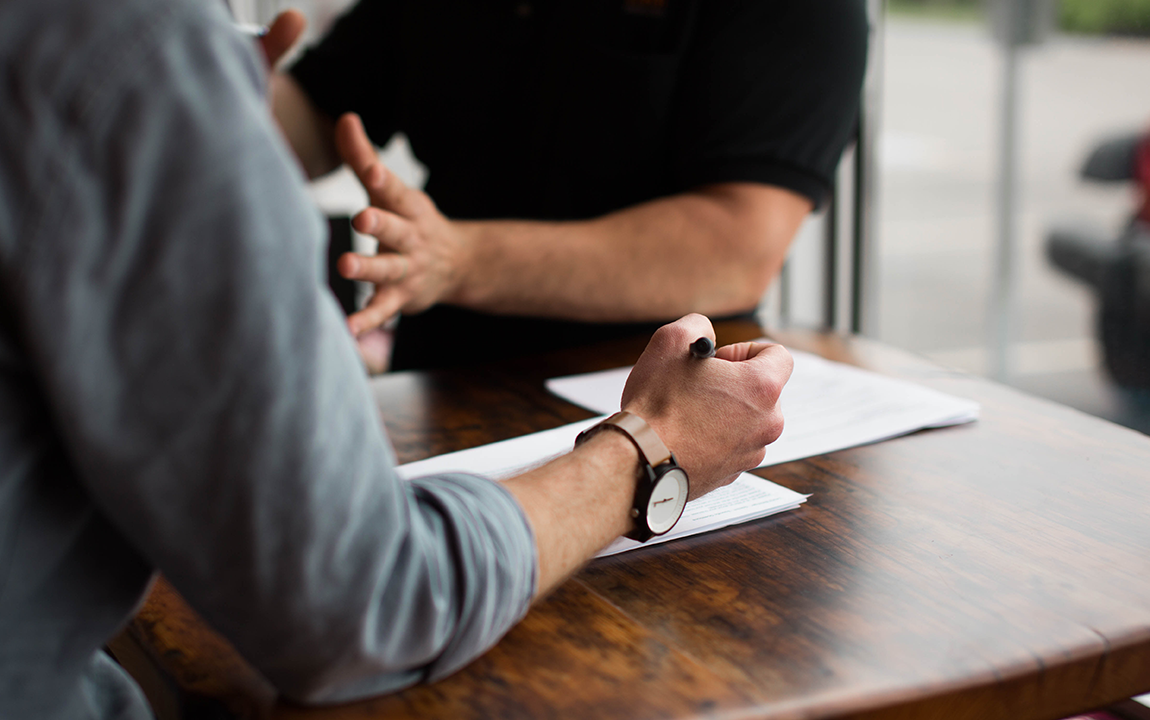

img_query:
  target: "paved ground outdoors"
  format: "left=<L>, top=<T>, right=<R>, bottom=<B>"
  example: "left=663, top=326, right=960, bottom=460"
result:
left=877, top=15, right=1150, bottom=431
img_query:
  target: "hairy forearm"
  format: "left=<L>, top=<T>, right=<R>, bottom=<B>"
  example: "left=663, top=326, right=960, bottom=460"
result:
left=448, top=184, right=811, bottom=322
left=328, top=115, right=815, bottom=335
left=502, top=431, right=639, bottom=598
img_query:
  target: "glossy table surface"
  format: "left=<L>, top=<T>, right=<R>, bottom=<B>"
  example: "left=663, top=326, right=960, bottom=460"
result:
left=123, top=321, right=1150, bottom=720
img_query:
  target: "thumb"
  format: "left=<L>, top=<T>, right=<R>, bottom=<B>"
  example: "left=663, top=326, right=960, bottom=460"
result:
left=715, top=341, right=778, bottom=363
left=259, top=10, right=306, bottom=69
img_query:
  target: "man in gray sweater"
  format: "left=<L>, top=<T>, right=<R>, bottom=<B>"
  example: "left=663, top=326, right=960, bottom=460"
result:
left=0, top=0, right=793, bottom=718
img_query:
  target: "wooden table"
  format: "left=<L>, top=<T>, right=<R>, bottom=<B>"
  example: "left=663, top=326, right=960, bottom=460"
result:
left=116, top=320, right=1150, bottom=720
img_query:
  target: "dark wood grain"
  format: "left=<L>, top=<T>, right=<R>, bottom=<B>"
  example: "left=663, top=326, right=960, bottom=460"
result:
left=119, top=321, right=1150, bottom=720
left=123, top=576, right=277, bottom=720
left=274, top=580, right=758, bottom=720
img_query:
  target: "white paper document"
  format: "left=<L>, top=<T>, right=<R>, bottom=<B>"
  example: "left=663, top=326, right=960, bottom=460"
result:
left=397, top=419, right=808, bottom=557
left=396, top=349, right=975, bottom=557
left=545, top=349, right=981, bottom=469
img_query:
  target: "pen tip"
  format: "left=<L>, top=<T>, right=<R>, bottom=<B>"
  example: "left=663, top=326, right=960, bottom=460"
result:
left=690, top=337, right=715, bottom=359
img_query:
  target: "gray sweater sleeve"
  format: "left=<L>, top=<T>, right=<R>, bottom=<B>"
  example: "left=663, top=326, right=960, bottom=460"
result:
left=7, top=0, right=535, bottom=703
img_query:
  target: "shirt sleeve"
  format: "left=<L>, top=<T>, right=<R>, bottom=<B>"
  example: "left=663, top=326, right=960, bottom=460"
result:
left=670, top=0, right=870, bottom=206
left=8, top=0, right=535, bottom=703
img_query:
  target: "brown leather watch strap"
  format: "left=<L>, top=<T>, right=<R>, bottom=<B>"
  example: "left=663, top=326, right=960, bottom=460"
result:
left=577, top=411, right=672, bottom=467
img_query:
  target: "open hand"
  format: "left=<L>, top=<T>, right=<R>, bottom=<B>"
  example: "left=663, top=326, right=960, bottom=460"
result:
left=333, top=113, right=469, bottom=337
left=621, top=314, right=792, bottom=500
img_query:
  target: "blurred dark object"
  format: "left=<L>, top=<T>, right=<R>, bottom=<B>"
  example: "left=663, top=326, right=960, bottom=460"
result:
left=1080, top=134, right=1141, bottom=181
left=1111, top=697, right=1150, bottom=720
left=327, top=216, right=357, bottom=316
left=1046, top=129, right=1150, bottom=388
left=988, top=0, right=1055, bottom=46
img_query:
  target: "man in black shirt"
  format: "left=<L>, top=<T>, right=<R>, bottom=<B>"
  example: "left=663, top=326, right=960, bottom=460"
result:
left=274, top=0, right=868, bottom=370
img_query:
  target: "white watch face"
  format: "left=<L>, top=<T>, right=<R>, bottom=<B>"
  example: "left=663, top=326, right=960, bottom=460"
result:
left=646, top=469, right=689, bottom=535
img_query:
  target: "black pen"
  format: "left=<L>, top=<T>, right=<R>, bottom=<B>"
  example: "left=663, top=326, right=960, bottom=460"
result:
left=689, top=336, right=715, bottom=359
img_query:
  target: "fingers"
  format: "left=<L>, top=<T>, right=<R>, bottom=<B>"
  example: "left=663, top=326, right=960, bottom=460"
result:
left=649, top=316, right=792, bottom=383
left=715, top=341, right=763, bottom=362
left=351, top=207, right=416, bottom=253
left=715, top=340, right=785, bottom=364
left=258, top=10, right=306, bottom=68
left=648, top=316, right=783, bottom=371
left=334, top=114, right=410, bottom=213
left=334, top=114, right=378, bottom=178
left=622, top=315, right=794, bottom=498
left=713, top=339, right=791, bottom=448
left=734, top=342, right=792, bottom=405
left=743, top=345, right=791, bottom=446
left=347, top=290, right=405, bottom=336
left=337, top=251, right=408, bottom=285
left=338, top=250, right=409, bottom=336
left=746, top=342, right=794, bottom=382
left=355, top=327, right=393, bottom=375
left=715, top=341, right=793, bottom=384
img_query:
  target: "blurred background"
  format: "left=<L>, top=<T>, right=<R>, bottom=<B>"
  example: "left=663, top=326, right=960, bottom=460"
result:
left=237, top=0, right=1150, bottom=435
left=876, top=0, right=1150, bottom=434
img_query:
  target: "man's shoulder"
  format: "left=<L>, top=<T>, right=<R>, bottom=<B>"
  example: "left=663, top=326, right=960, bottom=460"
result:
left=0, top=0, right=250, bottom=120
left=0, top=0, right=271, bottom=276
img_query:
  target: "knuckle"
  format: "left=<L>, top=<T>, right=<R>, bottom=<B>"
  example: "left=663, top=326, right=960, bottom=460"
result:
left=651, top=321, right=689, bottom=348
left=653, top=314, right=706, bottom=348
left=775, top=346, right=795, bottom=378
left=761, top=375, right=786, bottom=404
left=744, top=373, right=783, bottom=409
left=750, top=361, right=789, bottom=404
left=379, top=211, right=400, bottom=236
left=762, top=411, right=785, bottom=446
left=750, top=446, right=767, bottom=469
left=677, top=312, right=712, bottom=337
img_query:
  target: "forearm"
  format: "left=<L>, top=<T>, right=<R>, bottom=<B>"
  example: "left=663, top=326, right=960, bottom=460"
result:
left=502, top=431, right=639, bottom=598
left=270, top=72, right=340, bottom=179
left=330, top=119, right=812, bottom=334
left=449, top=184, right=811, bottom=322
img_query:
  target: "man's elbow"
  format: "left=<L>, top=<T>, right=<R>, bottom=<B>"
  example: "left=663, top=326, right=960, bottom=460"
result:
left=699, top=226, right=794, bottom=314
left=693, top=182, right=811, bottom=313
left=704, top=251, right=784, bottom=315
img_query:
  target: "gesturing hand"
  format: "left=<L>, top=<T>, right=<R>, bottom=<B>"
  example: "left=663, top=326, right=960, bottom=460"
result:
left=621, top=314, right=793, bottom=500
left=333, top=113, right=469, bottom=337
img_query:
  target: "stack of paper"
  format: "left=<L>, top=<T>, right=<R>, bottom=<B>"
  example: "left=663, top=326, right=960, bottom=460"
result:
left=545, top=349, right=981, bottom=469
left=598, top=473, right=806, bottom=556
left=396, top=420, right=808, bottom=558
left=397, top=349, right=978, bottom=557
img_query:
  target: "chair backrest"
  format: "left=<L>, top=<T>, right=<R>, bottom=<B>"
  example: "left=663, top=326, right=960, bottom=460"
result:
left=766, top=0, right=884, bottom=336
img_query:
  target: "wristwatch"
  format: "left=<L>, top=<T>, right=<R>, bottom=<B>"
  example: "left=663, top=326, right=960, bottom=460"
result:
left=575, top=411, right=690, bottom=542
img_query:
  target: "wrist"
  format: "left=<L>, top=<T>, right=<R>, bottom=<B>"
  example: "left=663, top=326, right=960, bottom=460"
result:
left=619, top=404, right=678, bottom=465
left=576, top=411, right=690, bottom=542
left=443, top=220, right=483, bottom=305
left=573, top=429, right=644, bottom=538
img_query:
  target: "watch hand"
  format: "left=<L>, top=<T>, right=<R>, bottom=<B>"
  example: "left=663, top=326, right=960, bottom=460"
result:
left=653, top=497, right=677, bottom=506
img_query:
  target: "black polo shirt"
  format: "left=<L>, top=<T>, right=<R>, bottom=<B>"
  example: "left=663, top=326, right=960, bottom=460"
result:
left=291, top=0, right=868, bottom=369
